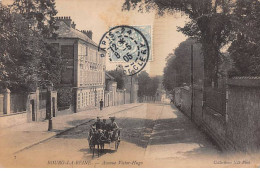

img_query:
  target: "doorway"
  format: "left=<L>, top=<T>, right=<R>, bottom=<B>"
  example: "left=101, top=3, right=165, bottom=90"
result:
left=30, top=100, right=36, bottom=121
left=52, top=97, right=56, bottom=117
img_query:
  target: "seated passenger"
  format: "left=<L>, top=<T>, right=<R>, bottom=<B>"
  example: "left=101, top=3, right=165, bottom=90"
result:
left=108, top=117, right=119, bottom=141
left=89, top=117, right=103, bottom=138
left=93, top=117, right=102, bottom=130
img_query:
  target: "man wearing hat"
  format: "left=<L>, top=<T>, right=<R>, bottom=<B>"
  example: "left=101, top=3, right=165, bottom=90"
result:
left=92, top=117, right=102, bottom=130
left=108, top=116, right=119, bottom=141
left=89, top=117, right=102, bottom=139
left=101, top=119, right=109, bottom=140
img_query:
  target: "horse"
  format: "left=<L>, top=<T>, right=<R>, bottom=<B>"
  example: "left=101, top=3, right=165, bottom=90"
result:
left=88, top=129, right=106, bottom=157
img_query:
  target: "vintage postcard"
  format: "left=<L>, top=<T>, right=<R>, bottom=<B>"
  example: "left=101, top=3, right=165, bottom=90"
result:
left=0, top=0, right=260, bottom=168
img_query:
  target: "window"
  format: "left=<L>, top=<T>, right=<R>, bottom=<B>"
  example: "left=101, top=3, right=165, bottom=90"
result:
left=82, top=93, right=84, bottom=107
left=77, top=93, right=81, bottom=109
left=86, top=92, right=88, bottom=106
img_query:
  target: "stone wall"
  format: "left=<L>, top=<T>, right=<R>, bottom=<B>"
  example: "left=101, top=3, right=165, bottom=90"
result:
left=226, top=78, right=260, bottom=152
left=0, top=88, right=57, bottom=128
left=193, top=87, right=203, bottom=126
left=175, top=78, right=260, bottom=152
left=104, top=89, right=130, bottom=107
left=180, top=87, right=191, bottom=118
left=0, top=112, right=27, bottom=128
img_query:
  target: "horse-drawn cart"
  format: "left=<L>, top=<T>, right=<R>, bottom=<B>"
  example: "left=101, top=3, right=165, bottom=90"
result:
left=87, top=128, right=121, bottom=157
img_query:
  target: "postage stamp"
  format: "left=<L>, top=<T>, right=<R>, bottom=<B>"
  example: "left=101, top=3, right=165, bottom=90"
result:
left=98, top=25, right=150, bottom=76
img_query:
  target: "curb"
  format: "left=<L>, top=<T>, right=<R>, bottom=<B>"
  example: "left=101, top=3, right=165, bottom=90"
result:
left=14, top=104, right=142, bottom=155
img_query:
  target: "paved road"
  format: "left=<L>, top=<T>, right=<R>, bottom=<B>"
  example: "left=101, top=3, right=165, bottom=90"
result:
left=6, top=103, right=236, bottom=167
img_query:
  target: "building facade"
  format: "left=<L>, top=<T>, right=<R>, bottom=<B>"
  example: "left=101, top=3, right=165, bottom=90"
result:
left=47, top=16, right=106, bottom=112
left=104, top=72, right=131, bottom=107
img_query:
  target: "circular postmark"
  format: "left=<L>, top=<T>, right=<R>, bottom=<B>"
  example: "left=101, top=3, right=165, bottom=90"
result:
left=98, top=25, right=150, bottom=76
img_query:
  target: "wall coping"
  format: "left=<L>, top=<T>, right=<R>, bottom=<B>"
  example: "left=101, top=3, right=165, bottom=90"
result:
left=227, top=78, right=260, bottom=87
left=0, top=111, right=27, bottom=117
left=232, top=76, right=260, bottom=79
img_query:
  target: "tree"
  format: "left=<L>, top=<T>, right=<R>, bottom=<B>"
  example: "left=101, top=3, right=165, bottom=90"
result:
left=163, top=54, right=176, bottom=93
left=163, top=38, right=193, bottom=92
left=107, top=69, right=125, bottom=89
left=137, top=71, right=159, bottom=97
left=163, top=38, right=205, bottom=92
left=228, top=0, right=260, bottom=76
left=123, top=0, right=233, bottom=87
left=11, top=0, right=58, bottom=37
left=0, top=3, right=62, bottom=92
left=137, top=71, right=151, bottom=97
left=147, top=77, right=159, bottom=96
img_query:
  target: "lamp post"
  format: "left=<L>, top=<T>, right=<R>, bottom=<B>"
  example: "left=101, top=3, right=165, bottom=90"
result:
left=130, top=75, right=133, bottom=103
left=94, top=88, right=97, bottom=107
left=190, top=44, right=194, bottom=121
left=46, top=82, right=53, bottom=131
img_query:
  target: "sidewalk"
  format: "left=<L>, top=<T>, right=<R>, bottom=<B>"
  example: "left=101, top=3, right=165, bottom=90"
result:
left=143, top=104, right=221, bottom=167
left=0, top=103, right=141, bottom=160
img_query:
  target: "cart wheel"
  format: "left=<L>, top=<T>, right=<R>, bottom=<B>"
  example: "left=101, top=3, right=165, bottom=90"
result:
left=88, top=141, right=93, bottom=150
left=88, top=134, right=93, bottom=150
left=115, top=137, right=120, bottom=151
left=115, top=140, right=118, bottom=151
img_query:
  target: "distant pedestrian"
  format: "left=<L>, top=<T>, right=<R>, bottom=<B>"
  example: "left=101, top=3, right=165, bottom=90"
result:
left=99, top=99, right=103, bottom=110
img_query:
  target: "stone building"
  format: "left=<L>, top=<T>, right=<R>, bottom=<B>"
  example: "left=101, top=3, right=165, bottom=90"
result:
left=104, top=73, right=118, bottom=107
left=104, top=72, right=138, bottom=107
left=47, top=16, right=106, bottom=112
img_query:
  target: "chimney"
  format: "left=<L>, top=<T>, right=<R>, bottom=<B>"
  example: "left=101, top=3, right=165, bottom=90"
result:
left=86, top=30, right=93, bottom=40
left=81, top=30, right=93, bottom=40
left=56, top=16, right=72, bottom=27
left=71, top=21, right=76, bottom=29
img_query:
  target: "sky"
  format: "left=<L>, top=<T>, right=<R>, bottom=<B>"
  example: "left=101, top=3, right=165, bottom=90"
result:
left=2, top=0, right=188, bottom=76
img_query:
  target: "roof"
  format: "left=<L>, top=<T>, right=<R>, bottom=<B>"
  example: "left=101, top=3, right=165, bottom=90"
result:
left=105, top=72, right=115, bottom=80
left=55, top=20, right=98, bottom=47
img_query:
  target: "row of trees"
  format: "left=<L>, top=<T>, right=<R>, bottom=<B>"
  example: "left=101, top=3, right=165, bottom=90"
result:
left=163, top=39, right=194, bottom=93
left=107, top=69, right=125, bottom=89
left=137, top=71, right=159, bottom=98
left=0, top=0, right=63, bottom=92
left=123, top=0, right=260, bottom=87
left=107, top=69, right=160, bottom=98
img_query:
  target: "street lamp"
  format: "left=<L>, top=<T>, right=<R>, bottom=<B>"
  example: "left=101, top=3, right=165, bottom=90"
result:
left=46, top=81, right=53, bottom=131
left=94, top=88, right=97, bottom=106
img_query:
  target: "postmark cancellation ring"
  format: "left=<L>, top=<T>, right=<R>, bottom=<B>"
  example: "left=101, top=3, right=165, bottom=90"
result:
left=98, top=25, right=150, bottom=76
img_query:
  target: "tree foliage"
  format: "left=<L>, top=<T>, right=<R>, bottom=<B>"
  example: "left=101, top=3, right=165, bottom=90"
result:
left=123, top=0, right=260, bottom=78
left=163, top=38, right=191, bottom=92
left=11, top=0, right=58, bottom=37
left=137, top=71, right=159, bottom=97
left=123, top=0, right=233, bottom=86
left=107, top=69, right=125, bottom=89
left=163, top=38, right=205, bottom=92
left=0, top=2, right=62, bottom=92
left=228, top=0, right=260, bottom=76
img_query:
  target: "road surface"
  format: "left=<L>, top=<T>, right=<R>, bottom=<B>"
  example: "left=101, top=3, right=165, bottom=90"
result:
left=6, top=103, right=253, bottom=167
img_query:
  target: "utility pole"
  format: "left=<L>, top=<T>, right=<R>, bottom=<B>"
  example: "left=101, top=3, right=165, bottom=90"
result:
left=190, top=44, right=194, bottom=121
left=130, top=75, right=133, bottom=103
